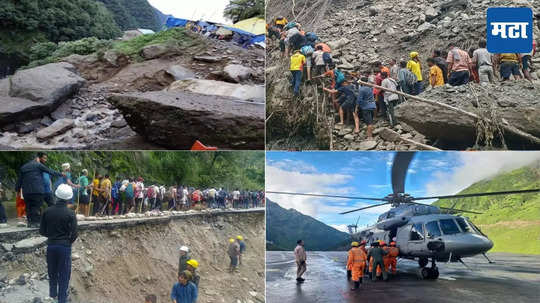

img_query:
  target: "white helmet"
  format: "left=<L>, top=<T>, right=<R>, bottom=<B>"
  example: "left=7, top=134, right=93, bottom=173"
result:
left=179, top=246, right=189, bottom=252
left=61, top=163, right=70, bottom=170
left=55, top=184, right=73, bottom=200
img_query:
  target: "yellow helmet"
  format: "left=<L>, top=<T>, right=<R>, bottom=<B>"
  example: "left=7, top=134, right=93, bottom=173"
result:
left=410, top=51, right=419, bottom=59
left=186, top=259, right=199, bottom=269
left=351, top=241, right=359, bottom=247
left=229, top=238, right=235, bottom=243
left=237, top=235, right=243, bottom=240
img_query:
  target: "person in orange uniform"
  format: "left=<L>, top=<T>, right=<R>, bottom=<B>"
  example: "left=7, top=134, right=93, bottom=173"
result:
left=359, top=240, right=368, bottom=274
left=346, top=242, right=354, bottom=280
left=387, top=242, right=399, bottom=275
left=346, top=241, right=367, bottom=291
left=381, top=241, right=390, bottom=272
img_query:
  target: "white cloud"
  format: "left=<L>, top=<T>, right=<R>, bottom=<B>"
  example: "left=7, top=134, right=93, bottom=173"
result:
left=266, top=162, right=354, bottom=218
left=424, top=152, right=540, bottom=197
left=329, top=224, right=350, bottom=233
left=267, top=159, right=317, bottom=173
left=148, top=0, right=232, bottom=24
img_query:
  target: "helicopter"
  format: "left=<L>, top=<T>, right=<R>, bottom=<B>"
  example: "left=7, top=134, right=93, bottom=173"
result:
left=267, top=152, right=540, bottom=280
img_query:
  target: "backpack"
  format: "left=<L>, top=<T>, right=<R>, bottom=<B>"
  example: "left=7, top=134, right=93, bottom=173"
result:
left=126, top=183, right=134, bottom=199
left=146, top=186, right=154, bottom=198
left=284, top=22, right=297, bottom=30
left=323, top=52, right=333, bottom=65
left=404, top=69, right=417, bottom=87
left=301, top=45, right=314, bottom=56
left=111, top=182, right=120, bottom=200
left=305, top=32, right=318, bottom=42
left=334, top=69, right=345, bottom=85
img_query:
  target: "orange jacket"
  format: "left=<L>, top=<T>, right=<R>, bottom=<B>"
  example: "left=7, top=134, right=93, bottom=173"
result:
left=387, top=247, right=399, bottom=258
left=347, top=247, right=367, bottom=269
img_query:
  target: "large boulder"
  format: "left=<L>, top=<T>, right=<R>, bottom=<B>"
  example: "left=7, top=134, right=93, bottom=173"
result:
left=0, top=62, right=85, bottom=126
left=327, top=38, right=350, bottom=51
left=108, top=91, right=264, bottom=149
left=36, top=118, right=75, bottom=141
left=222, top=64, right=254, bottom=83
left=141, top=44, right=171, bottom=60
left=166, top=65, right=196, bottom=81
left=167, top=79, right=264, bottom=103
left=394, top=83, right=540, bottom=149
left=0, top=97, right=44, bottom=125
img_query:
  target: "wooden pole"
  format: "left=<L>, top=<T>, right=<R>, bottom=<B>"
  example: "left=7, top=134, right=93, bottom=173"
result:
left=356, top=80, right=540, bottom=145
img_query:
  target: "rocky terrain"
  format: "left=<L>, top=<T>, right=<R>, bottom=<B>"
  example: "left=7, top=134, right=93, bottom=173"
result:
left=0, top=209, right=265, bottom=303
left=266, top=0, right=540, bottom=150
left=0, top=30, right=265, bottom=150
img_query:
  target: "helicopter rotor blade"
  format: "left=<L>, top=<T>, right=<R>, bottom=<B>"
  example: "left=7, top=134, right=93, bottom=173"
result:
left=265, top=191, right=385, bottom=201
left=392, top=152, right=416, bottom=194
left=339, top=202, right=392, bottom=215
left=407, top=201, right=483, bottom=214
left=411, top=189, right=540, bottom=201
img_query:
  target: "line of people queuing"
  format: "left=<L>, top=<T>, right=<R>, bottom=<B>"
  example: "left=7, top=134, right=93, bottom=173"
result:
left=11, top=152, right=263, bottom=228
left=267, top=17, right=537, bottom=139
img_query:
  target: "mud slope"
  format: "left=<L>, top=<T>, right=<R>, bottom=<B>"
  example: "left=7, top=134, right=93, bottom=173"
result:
left=0, top=210, right=265, bottom=303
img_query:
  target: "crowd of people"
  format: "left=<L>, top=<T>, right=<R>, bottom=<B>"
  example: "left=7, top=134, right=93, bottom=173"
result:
left=267, top=17, right=537, bottom=139
left=9, top=153, right=263, bottom=228
left=294, top=239, right=399, bottom=291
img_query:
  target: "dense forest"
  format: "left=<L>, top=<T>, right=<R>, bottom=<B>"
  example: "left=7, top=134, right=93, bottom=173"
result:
left=224, top=0, right=264, bottom=23
left=0, top=151, right=265, bottom=193
left=0, top=0, right=163, bottom=74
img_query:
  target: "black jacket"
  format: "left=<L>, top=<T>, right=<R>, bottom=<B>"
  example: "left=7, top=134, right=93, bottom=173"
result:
left=40, top=201, right=78, bottom=246
left=16, top=160, right=62, bottom=195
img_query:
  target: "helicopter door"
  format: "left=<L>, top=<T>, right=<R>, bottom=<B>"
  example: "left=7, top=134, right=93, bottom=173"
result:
left=407, top=223, right=426, bottom=254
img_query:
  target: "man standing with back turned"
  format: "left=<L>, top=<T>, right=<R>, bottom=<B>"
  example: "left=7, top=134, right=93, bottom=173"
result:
left=295, top=239, right=307, bottom=283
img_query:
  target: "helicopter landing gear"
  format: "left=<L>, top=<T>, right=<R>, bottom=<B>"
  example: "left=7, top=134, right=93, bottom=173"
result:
left=417, top=258, right=439, bottom=280
left=418, top=257, right=428, bottom=268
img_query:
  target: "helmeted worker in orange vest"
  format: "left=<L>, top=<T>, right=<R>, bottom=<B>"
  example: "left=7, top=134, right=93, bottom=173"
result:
left=359, top=240, right=368, bottom=274
left=346, top=241, right=367, bottom=290
left=381, top=241, right=391, bottom=272
left=387, top=242, right=399, bottom=274
left=346, top=242, right=354, bottom=280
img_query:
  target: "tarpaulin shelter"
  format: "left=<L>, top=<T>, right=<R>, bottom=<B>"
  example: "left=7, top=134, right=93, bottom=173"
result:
left=166, top=17, right=190, bottom=28
left=231, top=17, right=265, bottom=35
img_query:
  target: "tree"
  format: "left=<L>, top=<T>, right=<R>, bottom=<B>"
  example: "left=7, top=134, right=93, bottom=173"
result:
left=223, top=0, right=264, bottom=23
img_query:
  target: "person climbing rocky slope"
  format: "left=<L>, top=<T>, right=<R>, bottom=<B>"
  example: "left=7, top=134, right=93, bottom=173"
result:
left=266, top=0, right=540, bottom=150
left=0, top=209, right=265, bottom=303
left=1, top=29, right=265, bottom=150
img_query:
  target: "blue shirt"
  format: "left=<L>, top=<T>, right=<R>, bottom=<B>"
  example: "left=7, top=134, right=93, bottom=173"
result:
left=357, top=86, right=376, bottom=110
left=42, top=172, right=52, bottom=193
left=171, top=281, right=198, bottom=303
left=239, top=241, right=246, bottom=253
left=337, top=85, right=356, bottom=104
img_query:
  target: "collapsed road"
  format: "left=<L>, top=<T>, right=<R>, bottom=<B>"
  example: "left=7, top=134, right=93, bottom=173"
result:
left=266, top=251, right=540, bottom=303
left=0, top=208, right=265, bottom=303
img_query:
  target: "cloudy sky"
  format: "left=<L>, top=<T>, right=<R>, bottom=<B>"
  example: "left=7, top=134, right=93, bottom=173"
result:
left=148, top=0, right=232, bottom=24
left=266, top=151, right=540, bottom=233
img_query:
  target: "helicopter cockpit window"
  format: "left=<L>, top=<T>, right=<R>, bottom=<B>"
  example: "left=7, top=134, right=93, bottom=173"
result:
left=425, top=221, right=442, bottom=238
left=410, top=223, right=424, bottom=241
left=387, top=211, right=395, bottom=218
left=439, top=219, right=460, bottom=235
left=456, top=217, right=471, bottom=233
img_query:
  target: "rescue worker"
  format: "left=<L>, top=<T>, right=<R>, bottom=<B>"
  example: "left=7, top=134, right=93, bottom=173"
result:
left=346, top=242, right=367, bottom=291
left=178, top=246, right=191, bottom=276
left=359, top=240, right=368, bottom=274
left=237, top=235, right=246, bottom=265
left=186, top=259, right=200, bottom=287
left=367, top=241, right=388, bottom=281
left=387, top=242, right=399, bottom=275
left=228, top=238, right=240, bottom=273
left=381, top=241, right=391, bottom=273
left=170, top=270, right=197, bottom=303
left=346, top=242, right=354, bottom=280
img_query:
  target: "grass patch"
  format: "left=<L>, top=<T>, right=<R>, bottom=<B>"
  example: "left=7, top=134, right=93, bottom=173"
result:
left=112, top=27, right=199, bottom=61
left=481, top=224, right=540, bottom=254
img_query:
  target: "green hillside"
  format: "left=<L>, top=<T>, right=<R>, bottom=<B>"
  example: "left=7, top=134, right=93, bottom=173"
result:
left=266, top=199, right=351, bottom=251
left=433, top=161, right=540, bottom=254
left=96, top=0, right=162, bottom=31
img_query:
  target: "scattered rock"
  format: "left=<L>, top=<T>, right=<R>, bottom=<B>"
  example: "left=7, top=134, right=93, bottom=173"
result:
left=36, top=118, right=74, bottom=141
left=141, top=44, right=172, bottom=60
left=222, top=64, right=254, bottom=83
left=13, top=237, right=47, bottom=253
left=166, top=65, right=196, bottom=81
left=193, top=55, right=222, bottom=63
